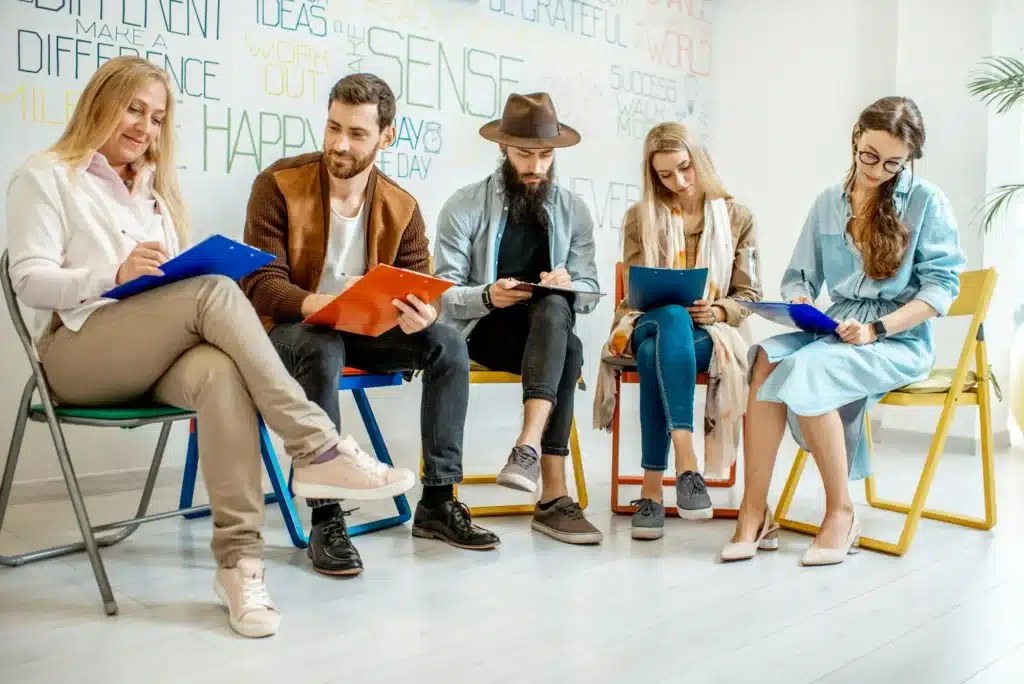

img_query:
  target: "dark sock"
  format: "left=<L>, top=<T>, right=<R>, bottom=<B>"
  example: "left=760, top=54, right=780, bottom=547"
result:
left=421, top=484, right=454, bottom=508
left=538, top=497, right=565, bottom=511
left=311, top=503, right=343, bottom=526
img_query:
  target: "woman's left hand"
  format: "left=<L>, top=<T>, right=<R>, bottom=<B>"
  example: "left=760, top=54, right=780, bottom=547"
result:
left=836, top=319, right=877, bottom=345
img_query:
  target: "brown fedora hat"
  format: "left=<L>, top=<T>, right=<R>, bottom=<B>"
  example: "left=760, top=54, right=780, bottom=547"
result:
left=479, top=92, right=581, bottom=149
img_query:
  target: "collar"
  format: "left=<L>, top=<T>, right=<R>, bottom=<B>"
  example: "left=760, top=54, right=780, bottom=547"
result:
left=82, top=152, right=155, bottom=189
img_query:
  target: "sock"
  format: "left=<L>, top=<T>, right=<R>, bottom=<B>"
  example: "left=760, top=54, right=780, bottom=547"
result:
left=538, top=497, right=565, bottom=511
left=311, top=443, right=338, bottom=464
left=311, top=503, right=343, bottom=526
left=421, top=484, right=454, bottom=508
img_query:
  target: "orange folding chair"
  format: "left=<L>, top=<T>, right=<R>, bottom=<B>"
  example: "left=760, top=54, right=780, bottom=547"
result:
left=608, top=262, right=739, bottom=519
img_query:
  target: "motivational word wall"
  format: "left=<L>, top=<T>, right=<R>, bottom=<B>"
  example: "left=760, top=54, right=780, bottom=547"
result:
left=1, top=0, right=715, bottom=369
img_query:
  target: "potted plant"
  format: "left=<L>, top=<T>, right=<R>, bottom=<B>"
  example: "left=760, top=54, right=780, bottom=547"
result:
left=967, top=55, right=1024, bottom=435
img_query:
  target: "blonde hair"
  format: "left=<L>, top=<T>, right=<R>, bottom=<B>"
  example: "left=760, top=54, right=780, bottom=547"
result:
left=49, top=56, right=188, bottom=244
left=633, top=122, right=729, bottom=267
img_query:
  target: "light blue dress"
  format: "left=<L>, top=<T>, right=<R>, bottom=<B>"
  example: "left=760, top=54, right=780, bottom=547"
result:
left=754, top=173, right=966, bottom=480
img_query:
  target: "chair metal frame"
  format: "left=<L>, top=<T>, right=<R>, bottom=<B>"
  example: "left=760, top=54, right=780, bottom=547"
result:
left=177, top=369, right=412, bottom=546
left=774, top=268, right=999, bottom=556
left=451, top=364, right=588, bottom=517
left=608, top=262, right=739, bottom=519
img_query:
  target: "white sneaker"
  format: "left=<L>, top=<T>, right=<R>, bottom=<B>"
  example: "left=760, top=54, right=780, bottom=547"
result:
left=292, top=435, right=416, bottom=501
left=214, top=557, right=281, bottom=638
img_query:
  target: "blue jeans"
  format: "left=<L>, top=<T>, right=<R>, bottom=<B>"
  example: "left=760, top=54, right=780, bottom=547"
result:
left=630, top=305, right=714, bottom=472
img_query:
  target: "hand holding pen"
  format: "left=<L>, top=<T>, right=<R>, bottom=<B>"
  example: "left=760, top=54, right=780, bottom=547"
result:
left=789, top=269, right=815, bottom=306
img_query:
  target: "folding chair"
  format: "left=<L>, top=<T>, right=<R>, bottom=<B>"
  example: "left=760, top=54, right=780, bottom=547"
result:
left=774, top=268, right=999, bottom=556
left=608, top=262, right=739, bottom=519
left=449, top=363, right=588, bottom=516
left=178, top=368, right=412, bottom=546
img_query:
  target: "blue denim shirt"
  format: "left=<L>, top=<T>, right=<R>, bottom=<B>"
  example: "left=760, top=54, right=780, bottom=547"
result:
left=781, top=171, right=965, bottom=322
left=433, top=171, right=601, bottom=336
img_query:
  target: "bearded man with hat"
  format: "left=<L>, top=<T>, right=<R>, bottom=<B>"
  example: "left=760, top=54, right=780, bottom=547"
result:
left=434, top=92, right=602, bottom=546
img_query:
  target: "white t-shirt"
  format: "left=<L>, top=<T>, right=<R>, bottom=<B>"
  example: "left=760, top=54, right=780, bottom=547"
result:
left=318, top=198, right=367, bottom=295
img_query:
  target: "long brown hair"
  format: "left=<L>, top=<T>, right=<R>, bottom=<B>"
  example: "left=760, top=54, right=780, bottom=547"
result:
left=844, top=96, right=924, bottom=279
left=634, top=122, right=730, bottom=267
left=49, top=56, right=188, bottom=244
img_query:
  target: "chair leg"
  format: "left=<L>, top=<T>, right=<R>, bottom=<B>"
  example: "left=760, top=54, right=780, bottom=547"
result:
left=774, top=448, right=818, bottom=536
left=0, top=377, right=34, bottom=561
left=43, top=411, right=118, bottom=615
left=568, top=417, right=588, bottom=511
left=258, top=417, right=308, bottom=549
left=348, top=388, right=412, bottom=536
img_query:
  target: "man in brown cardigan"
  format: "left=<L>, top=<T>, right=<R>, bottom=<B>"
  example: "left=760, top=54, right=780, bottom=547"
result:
left=241, top=73, right=499, bottom=577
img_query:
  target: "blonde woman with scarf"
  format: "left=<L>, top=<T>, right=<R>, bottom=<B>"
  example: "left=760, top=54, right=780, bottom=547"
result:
left=594, top=122, right=762, bottom=540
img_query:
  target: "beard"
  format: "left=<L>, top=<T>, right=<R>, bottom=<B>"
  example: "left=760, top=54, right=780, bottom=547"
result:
left=324, top=147, right=377, bottom=180
left=500, top=155, right=554, bottom=229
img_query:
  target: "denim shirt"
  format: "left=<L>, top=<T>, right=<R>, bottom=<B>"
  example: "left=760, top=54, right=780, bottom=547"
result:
left=433, top=171, right=601, bottom=336
left=781, top=172, right=965, bottom=327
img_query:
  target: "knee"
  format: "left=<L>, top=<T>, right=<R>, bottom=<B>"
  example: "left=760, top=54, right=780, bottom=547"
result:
left=424, top=322, right=469, bottom=374
left=532, top=293, right=573, bottom=328
left=651, top=304, right=694, bottom=331
left=196, top=274, right=245, bottom=300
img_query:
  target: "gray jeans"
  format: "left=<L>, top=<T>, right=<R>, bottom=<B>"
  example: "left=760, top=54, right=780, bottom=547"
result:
left=269, top=321, right=469, bottom=502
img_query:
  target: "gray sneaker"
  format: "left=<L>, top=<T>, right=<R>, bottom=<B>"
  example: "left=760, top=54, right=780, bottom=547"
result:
left=676, top=471, right=713, bottom=520
left=631, top=498, right=665, bottom=540
left=495, top=445, right=540, bottom=493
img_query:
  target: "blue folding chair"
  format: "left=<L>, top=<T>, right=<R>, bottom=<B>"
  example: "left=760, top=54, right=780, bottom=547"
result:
left=177, top=368, right=412, bottom=548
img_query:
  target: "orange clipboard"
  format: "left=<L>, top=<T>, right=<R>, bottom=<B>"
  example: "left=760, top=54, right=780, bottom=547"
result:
left=303, top=264, right=454, bottom=337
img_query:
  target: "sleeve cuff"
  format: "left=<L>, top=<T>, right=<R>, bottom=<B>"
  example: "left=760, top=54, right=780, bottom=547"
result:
left=87, top=264, right=121, bottom=301
left=915, top=284, right=954, bottom=317
left=714, top=297, right=746, bottom=326
left=276, top=285, right=314, bottom=320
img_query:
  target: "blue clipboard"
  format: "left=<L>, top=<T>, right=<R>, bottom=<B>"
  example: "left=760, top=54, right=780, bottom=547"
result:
left=103, top=234, right=274, bottom=300
left=627, top=266, right=708, bottom=311
left=742, top=301, right=839, bottom=336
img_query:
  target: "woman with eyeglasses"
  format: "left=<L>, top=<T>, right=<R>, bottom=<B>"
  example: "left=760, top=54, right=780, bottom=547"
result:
left=721, top=96, right=965, bottom=565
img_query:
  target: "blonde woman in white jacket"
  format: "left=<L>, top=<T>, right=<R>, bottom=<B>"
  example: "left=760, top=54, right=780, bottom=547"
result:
left=5, top=56, right=414, bottom=638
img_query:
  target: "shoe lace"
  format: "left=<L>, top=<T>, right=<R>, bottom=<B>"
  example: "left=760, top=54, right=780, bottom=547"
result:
left=240, top=572, right=273, bottom=611
left=509, top=446, right=538, bottom=469
left=559, top=500, right=586, bottom=520
left=630, top=498, right=659, bottom=516
left=320, top=508, right=357, bottom=543
left=448, top=499, right=474, bottom=530
left=679, top=472, right=707, bottom=496
left=339, top=437, right=391, bottom=477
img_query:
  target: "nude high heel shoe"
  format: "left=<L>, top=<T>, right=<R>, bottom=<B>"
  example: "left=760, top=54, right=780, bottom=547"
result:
left=719, top=506, right=780, bottom=562
left=800, top=513, right=860, bottom=566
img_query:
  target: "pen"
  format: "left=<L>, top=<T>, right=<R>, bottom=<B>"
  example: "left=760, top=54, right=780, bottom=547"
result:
left=800, top=269, right=813, bottom=302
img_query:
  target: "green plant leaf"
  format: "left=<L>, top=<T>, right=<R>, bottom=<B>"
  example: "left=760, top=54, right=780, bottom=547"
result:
left=968, top=56, right=1024, bottom=113
left=974, top=183, right=1024, bottom=233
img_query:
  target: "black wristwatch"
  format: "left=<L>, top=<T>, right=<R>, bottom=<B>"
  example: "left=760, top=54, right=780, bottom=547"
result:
left=870, top=319, right=888, bottom=341
left=482, top=284, right=495, bottom=311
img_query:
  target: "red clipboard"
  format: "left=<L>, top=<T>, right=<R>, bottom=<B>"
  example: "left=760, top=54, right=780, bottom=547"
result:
left=303, top=264, right=453, bottom=337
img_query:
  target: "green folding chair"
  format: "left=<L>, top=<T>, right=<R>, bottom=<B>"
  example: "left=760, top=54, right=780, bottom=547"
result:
left=0, top=250, right=201, bottom=616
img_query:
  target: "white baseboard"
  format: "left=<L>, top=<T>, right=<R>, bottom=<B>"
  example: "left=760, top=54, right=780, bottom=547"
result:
left=5, top=465, right=188, bottom=507
left=870, top=419, right=1011, bottom=454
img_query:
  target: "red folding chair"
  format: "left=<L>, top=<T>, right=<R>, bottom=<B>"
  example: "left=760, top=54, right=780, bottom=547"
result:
left=609, top=262, right=739, bottom=519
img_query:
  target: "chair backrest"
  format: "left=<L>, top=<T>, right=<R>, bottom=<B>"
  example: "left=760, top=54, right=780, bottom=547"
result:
left=1, top=250, right=54, bottom=401
left=945, top=268, right=997, bottom=319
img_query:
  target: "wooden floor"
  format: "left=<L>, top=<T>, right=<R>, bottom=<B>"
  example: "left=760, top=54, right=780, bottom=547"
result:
left=2, top=428, right=1022, bottom=684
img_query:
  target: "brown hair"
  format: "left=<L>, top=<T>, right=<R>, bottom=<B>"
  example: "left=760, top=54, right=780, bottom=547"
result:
left=328, top=73, right=397, bottom=130
left=845, top=96, right=925, bottom=279
left=50, top=56, right=187, bottom=243
left=633, top=122, right=730, bottom=267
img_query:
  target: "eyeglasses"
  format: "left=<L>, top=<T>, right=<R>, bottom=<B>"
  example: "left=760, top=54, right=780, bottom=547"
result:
left=857, top=150, right=906, bottom=175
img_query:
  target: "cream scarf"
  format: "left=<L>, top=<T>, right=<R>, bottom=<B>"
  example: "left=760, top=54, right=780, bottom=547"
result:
left=593, top=198, right=749, bottom=479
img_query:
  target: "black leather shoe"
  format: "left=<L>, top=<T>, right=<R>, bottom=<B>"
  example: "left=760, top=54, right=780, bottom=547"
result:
left=307, top=509, right=363, bottom=576
left=411, top=499, right=500, bottom=550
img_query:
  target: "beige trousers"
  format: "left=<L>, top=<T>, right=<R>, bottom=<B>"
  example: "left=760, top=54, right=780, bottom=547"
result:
left=37, top=275, right=339, bottom=567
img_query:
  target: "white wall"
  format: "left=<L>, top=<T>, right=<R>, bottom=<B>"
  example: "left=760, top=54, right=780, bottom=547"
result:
left=0, top=0, right=715, bottom=487
left=713, top=0, right=1021, bottom=443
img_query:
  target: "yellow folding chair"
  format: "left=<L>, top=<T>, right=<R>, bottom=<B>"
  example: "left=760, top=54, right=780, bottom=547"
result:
left=774, top=268, right=998, bottom=556
left=426, top=362, right=588, bottom=517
